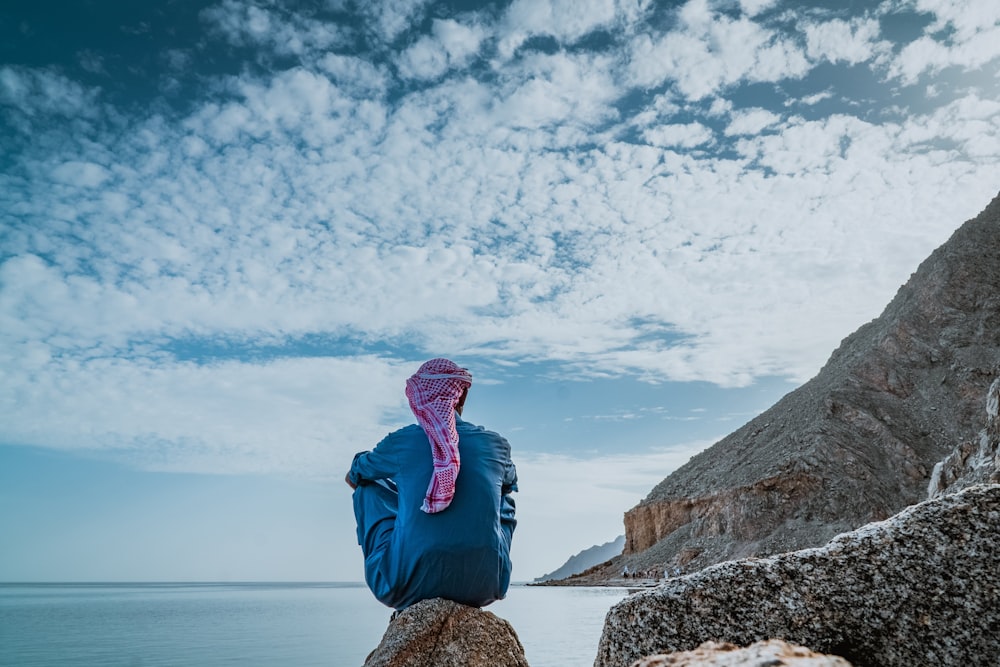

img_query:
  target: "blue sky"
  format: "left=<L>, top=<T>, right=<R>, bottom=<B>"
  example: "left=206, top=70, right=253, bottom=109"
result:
left=1, top=0, right=998, bottom=582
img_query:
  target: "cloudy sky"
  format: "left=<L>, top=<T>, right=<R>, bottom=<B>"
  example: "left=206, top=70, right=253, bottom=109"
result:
left=1, top=0, right=998, bottom=583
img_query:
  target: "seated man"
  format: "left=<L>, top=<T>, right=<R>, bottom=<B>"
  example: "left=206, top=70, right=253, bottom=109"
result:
left=346, top=358, right=518, bottom=610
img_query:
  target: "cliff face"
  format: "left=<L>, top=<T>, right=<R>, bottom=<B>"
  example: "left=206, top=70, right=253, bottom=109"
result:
left=613, top=192, right=1000, bottom=577
left=927, top=377, right=1000, bottom=497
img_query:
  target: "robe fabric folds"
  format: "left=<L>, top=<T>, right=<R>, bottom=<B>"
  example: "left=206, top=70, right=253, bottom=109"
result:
left=349, top=416, right=518, bottom=610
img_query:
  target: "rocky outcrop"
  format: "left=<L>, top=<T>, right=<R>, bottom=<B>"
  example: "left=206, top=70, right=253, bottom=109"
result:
left=534, top=535, right=625, bottom=583
left=928, top=377, right=1000, bottom=497
left=594, top=484, right=1000, bottom=667
left=574, top=193, right=1000, bottom=581
left=363, top=598, right=529, bottom=667
left=630, top=640, right=852, bottom=666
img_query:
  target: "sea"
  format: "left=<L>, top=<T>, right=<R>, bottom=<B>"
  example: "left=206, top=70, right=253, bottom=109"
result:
left=0, top=582, right=630, bottom=667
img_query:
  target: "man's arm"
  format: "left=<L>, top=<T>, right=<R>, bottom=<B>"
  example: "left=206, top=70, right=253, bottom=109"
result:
left=346, top=436, right=398, bottom=488
left=501, top=457, right=518, bottom=495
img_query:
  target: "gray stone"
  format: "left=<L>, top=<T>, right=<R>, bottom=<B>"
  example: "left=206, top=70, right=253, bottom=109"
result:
left=595, top=484, right=1000, bottom=667
left=630, top=640, right=853, bottom=666
left=363, top=597, right=529, bottom=667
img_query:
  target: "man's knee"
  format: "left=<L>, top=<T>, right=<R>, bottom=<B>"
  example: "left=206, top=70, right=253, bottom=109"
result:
left=353, top=483, right=398, bottom=553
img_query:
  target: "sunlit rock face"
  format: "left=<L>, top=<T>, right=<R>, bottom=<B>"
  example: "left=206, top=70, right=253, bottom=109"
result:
left=607, top=193, right=1000, bottom=578
left=595, top=484, right=1000, bottom=667
left=629, top=639, right=853, bottom=667
left=363, top=597, right=528, bottom=667
left=928, top=377, right=1000, bottom=498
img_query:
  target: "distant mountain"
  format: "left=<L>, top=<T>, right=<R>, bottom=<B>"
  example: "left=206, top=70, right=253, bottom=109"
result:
left=533, top=536, right=625, bottom=583
left=566, top=191, right=1000, bottom=583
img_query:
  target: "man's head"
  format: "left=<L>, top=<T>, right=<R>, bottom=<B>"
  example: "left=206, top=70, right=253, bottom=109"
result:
left=406, top=358, right=472, bottom=416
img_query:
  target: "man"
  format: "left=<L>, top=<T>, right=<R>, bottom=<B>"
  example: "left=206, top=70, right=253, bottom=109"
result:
left=346, top=358, right=518, bottom=610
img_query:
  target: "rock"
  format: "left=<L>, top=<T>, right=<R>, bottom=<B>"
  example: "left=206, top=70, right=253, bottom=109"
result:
left=569, top=192, right=1000, bottom=583
left=631, top=639, right=853, bottom=666
left=928, top=377, right=1000, bottom=497
left=363, top=597, right=529, bottom=667
left=595, top=484, right=1000, bottom=667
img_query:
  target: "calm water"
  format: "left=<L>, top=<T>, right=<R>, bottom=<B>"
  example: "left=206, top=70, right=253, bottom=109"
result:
left=0, top=583, right=629, bottom=667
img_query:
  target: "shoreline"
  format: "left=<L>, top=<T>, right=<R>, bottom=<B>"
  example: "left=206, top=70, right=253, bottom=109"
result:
left=526, top=577, right=664, bottom=588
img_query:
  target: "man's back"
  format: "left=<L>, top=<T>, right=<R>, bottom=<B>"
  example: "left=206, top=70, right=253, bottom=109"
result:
left=350, top=416, right=517, bottom=609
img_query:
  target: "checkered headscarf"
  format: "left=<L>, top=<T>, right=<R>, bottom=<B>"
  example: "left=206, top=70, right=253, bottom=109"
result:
left=405, top=358, right=472, bottom=513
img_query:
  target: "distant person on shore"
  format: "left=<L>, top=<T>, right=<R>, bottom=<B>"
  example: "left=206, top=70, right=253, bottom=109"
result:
left=346, top=358, right=518, bottom=610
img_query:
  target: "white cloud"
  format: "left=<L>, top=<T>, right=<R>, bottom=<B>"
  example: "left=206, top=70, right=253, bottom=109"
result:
left=626, top=1, right=810, bottom=99
left=804, top=18, right=883, bottom=65
left=434, top=18, right=487, bottom=63
left=738, top=0, right=778, bottom=17
left=0, top=66, right=101, bottom=119
left=363, top=0, right=433, bottom=43
left=894, top=92, right=1000, bottom=158
left=398, top=36, right=451, bottom=80
left=643, top=122, right=714, bottom=147
left=890, top=35, right=955, bottom=84
left=397, top=20, right=486, bottom=80
left=50, top=161, right=112, bottom=188
left=796, top=90, right=834, bottom=106
left=915, top=0, right=1000, bottom=42
left=318, top=54, right=391, bottom=96
left=887, top=0, right=1000, bottom=83
left=491, top=51, right=619, bottom=130
left=201, top=0, right=348, bottom=58
left=724, top=107, right=780, bottom=135
left=498, top=0, right=619, bottom=58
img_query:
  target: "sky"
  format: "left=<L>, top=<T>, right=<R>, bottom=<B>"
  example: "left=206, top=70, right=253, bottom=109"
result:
left=1, top=0, right=998, bottom=583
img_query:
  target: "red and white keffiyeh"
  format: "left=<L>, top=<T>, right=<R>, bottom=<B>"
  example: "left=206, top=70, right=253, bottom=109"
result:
left=405, top=358, right=472, bottom=514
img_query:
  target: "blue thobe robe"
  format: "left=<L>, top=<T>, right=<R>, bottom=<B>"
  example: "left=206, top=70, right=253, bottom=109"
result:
left=349, top=416, right=517, bottom=610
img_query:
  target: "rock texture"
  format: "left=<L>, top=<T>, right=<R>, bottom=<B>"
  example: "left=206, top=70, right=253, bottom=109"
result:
left=630, top=640, right=852, bottom=666
left=363, top=597, right=529, bottom=667
left=594, top=484, right=1000, bottom=667
left=573, top=193, right=1000, bottom=581
left=928, top=377, right=1000, bottom=497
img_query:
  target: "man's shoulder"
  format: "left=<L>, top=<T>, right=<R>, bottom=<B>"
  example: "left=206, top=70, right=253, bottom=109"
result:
left=389, top=423, right=424, bottom=437
left=380, top=423, right=426, bottom=444
left=456, top=418, right=507, bottom=442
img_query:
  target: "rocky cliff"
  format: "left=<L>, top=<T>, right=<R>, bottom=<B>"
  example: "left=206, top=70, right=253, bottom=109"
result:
left=595, top=483, right=1000, bottom=667
left=582, top=193, right=1000, bottom=579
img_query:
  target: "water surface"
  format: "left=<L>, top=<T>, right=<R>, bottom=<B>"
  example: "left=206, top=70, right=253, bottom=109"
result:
left=0, top=582, right=629, bottom=666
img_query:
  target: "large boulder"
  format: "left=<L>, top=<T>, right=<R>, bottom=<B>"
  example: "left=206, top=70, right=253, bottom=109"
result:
left=363, top=597, right=529, bottom=667
left=630, top=640, right=852, bottom=666
left=595, top=484, right=1000, bottom=667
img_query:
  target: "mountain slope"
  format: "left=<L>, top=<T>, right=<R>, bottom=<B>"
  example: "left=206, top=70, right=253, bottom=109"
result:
left=533, top=536, right=625, bottom=583
left=571, top=191, right=1000, bottom=581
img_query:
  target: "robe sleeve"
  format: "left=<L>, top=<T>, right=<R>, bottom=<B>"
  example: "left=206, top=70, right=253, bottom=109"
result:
left=501, top=458, right=518, bottom=495
left=348, top=435, right=399, bottom=486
